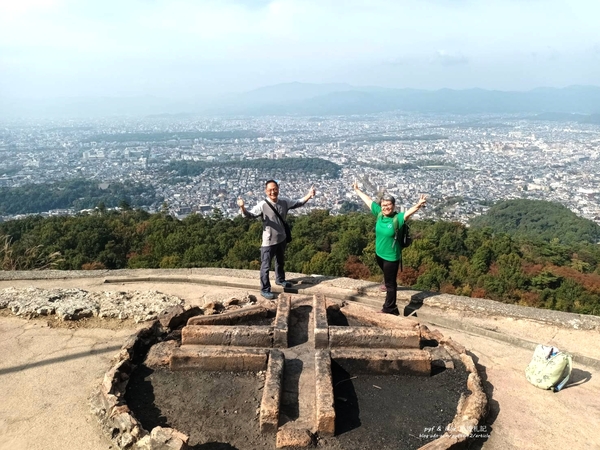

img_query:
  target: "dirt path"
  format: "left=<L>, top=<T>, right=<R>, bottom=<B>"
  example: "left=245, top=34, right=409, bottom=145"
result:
left=0, top=315, right=136, bottom=450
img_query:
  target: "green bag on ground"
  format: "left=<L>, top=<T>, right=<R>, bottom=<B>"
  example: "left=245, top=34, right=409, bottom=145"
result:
left=525, top=344, right=572, bottom=392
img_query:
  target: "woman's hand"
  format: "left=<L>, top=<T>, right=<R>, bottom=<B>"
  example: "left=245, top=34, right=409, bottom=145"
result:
left=404, top=194, right=427, bottom=220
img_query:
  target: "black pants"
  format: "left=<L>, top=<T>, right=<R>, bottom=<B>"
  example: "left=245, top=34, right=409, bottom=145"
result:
left=260, top=241, right=286, bottom=292
left=376, top=255, right=400, bottom=313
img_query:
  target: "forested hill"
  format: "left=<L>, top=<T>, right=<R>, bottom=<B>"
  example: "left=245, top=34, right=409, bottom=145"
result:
left=0, top=180, right=157, bottom=216
left=1, top=204, right=600, bottom=316
left=470, top=199, right=600, bottom=245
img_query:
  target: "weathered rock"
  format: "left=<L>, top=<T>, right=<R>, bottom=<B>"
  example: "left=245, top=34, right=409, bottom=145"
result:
left=158, top=305, right=202, bottom=329
left=273, top=295, right=290, bottom=348
left=331, top=348, right=431, bottom=375
left=133, top=426, right=189, bottom=450
left=260, top=350, right=284, bottom=433
left=145, top=341, right=179, bottom=369
left=276, top=427, right=313, bottom=448
left=226, top=297, right=241, bottom=306
left=315, top=350, right=335, bottom=436
left=187, top=305, right=273, bottom=326
left=337, top=301, right=419, bottom=330
left=0, top=287, right=183, bottom=322
left=170, top=346, right=269, bottom=371
left=182, top=325, right=274, bottom=347
left=328, top=326, right=420, bottom=349
left=313, top=295, right=329, bottom=349
left=424, top=345, right=455, bottom=370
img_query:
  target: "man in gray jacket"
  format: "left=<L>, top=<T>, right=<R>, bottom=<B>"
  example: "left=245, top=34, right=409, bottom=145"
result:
left=237, top=179, right=316, bottom=299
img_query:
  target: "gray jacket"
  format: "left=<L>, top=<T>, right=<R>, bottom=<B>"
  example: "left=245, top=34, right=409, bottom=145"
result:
left=242, top=196, right=308, bottom=247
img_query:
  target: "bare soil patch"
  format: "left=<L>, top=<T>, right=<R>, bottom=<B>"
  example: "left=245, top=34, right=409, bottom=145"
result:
left=321, top=361, right=470, bottom=450
left=125, top=361, right=469, bottom=450
left=126, top=366, right=272, bottom=450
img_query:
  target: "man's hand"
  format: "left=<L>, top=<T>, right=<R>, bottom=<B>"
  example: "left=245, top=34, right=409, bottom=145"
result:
left=237, top=197, right=245, bottom=208
left=308, top=185, right=316, bottom=199
left=352, top=180, right=360, bottom=192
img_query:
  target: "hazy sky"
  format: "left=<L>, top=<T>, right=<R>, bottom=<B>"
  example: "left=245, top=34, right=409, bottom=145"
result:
left=1, top=0, right=599, bottom=99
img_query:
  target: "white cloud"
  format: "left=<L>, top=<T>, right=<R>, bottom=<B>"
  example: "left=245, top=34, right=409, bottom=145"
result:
left=434, top=50, right=469, bottom=66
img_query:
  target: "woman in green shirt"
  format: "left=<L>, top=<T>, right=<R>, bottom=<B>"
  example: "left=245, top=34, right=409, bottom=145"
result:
left=353, top=181, right=427, bottom=315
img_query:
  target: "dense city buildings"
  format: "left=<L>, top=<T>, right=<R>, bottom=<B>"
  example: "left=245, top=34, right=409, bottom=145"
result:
left=1, top=113, right=599, bottom=225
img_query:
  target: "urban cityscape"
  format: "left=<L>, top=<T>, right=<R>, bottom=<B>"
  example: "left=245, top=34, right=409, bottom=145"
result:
left=1, top=112, right=599, bottom=225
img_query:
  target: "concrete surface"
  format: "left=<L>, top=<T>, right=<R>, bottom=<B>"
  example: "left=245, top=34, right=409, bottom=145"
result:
left=0, top=268, right=599, bottom=450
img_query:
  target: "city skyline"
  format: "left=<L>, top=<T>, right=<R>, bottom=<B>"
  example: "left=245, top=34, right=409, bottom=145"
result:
left=1, top=112, right=599, bottom=228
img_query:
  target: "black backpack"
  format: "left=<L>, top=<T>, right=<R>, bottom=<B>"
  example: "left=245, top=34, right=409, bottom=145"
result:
left=398, top=222, right=412, bottom=249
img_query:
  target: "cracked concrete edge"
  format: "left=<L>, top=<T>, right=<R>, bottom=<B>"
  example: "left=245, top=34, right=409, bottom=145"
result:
left=101, top=270, right=600, bottom=332
left=90, top=319, right=190, bottom=450
left=411, top=310, right=600, bottom=370
left=6, top=268, right=598, bottom=330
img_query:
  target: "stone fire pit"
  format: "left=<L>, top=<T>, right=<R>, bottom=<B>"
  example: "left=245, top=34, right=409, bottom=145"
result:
left=91, top=295, right=487, bottom=449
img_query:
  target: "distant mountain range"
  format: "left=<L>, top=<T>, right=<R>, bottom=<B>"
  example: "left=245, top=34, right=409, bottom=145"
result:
left=210, top=83, right=600, bottom=117
left=3, top=83, right=600, bottom=118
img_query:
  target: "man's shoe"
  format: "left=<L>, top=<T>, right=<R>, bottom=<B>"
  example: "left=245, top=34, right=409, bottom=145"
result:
left=260, top=291, right=275, bottom=300
left=275, top=280, right=292, bottom=289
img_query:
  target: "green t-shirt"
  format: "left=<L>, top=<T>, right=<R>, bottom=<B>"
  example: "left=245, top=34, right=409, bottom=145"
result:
left=371, top=202, right=405, bottom=262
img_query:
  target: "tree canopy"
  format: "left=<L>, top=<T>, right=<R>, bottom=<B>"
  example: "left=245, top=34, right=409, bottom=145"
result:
left=0, top=179, right=157, bottom=215
left=470, top=199, right=600, bottom=245
left=2, top=203, right=600, bottom=316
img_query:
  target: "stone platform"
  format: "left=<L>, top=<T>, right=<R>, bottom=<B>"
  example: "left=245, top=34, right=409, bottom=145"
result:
left=0, top=268, right=599, bottom=449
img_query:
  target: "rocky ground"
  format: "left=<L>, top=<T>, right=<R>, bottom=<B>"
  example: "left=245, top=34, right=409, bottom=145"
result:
left=0, top=287, right=184, bottom=322
left=0, top=286, right=262, bottom=324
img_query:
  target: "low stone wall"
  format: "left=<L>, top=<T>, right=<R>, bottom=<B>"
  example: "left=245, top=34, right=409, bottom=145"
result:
left=417, top=327, right=488, bottom=450
left=90, top=291, right=487, bottom=450
left=89, top=319, right=190, bottom=450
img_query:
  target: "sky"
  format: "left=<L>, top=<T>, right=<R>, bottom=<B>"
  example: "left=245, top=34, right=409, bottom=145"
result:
left=1, top=0, right=599, bottom=99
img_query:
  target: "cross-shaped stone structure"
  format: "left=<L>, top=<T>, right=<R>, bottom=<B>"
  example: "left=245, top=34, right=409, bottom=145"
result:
left=169, top=294, right=443, bottom=448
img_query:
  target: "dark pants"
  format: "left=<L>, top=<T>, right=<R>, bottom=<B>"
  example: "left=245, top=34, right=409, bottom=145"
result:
left=376, top=255, right=400, bottom=313
left=260, top=241, right=287, bottom=292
